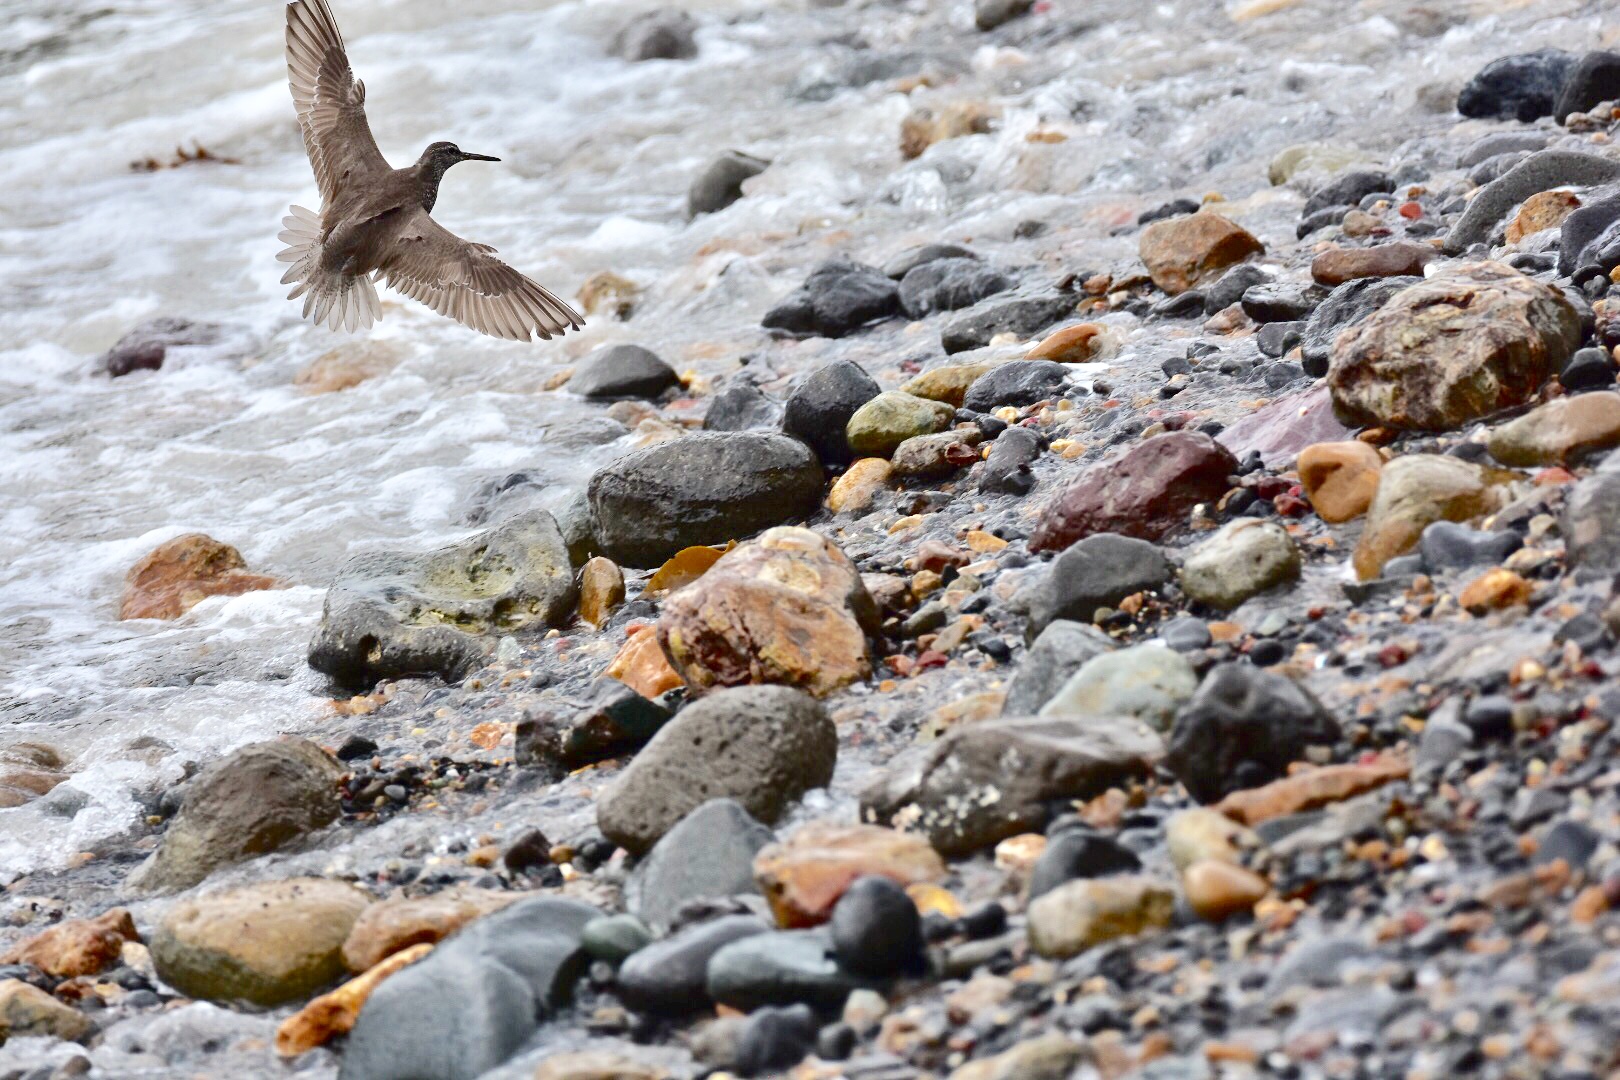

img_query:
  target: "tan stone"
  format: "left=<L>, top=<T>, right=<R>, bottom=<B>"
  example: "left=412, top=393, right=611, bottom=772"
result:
left=294, top=342, right=403, bottom=393
left=1486, top=392, right=1620, bottom=466
left=1310, top=241, right=1436, bottom=286
left=1027, top=323, right=1109, bottom=363
left=275, top=942, right=431, bottom=1056
left=0, top=908, right=138, bottom=978
left=604, top=626, right=685, bottom=699
left=577, top=556, right=625, bottom=627
left=1506, top=190, right=1581, bottom=245
left=1297, top=441, right=1382, bottom=523
left=946, top=974, right=1015, bottom=1025
left=0, top=743, right=67, bottom=809
left=643, top=544, right=732, bottom=598
left=1166, top=808, right=1262, bottom=872
left=1139, top=211, right=1264, bottom=295
left=0, top=979, right=90, bottom=1042
left=1182, top=860, right=1269, bottom=922
left=658, top=527, right=877, bottom=698
left=827, top=458, right=894, bottom=515
left=1215, top=755, right=1410, bottom=826
left=1352, top=455, right=1514, bottom=580
left=120, top=533, right=277, bottom=620
left=1026, top=876, right=1175, bottom=959
left=754, top=823, right=947, bottom=927
left=900, top=364, right=993, bottom=407
left=900, top=102, right=999, bottom=160
left=1459, top=568, right=1533, bottom=613
left=532, top=1052, right=669, bottom=1080
left=342, top=887, right=520, bottom=973
left=577, top=271, right=640, bottom=319
left=949, top=1034, right=1087, bottom=1080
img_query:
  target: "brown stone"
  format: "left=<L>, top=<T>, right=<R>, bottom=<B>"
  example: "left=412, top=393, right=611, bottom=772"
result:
left=1352, top=454, right=1514, bottom=579
left=294, top=342, right=403, bottom=393
left=577, top=556, right=625, bottom=627
left=342, top=887, right=520, bottom=973
left=532, top=1052, right=670, bottom=1080
left=0, top=979, right=90, bottom=1042
left=900, top=102, right=999, bottom=160
left=1165, top=808, right=1262, bottom=872
left=1139, top=211, right=1264, bottom=295
left=827, top=458, right=893, bottom=515
left=890, top=429, right=983, bottom=481
left=658, top=527, right=877, bottom=697
left=1214, top=756, right=1410, bottom=826
left=949, top=1034, right=1087, bottom=1080
left=1486, top=392, right=1620, bottom=466
left=1026, top=323, right=1110, bottom=363
left=643, top=544, right=732, bottom=598
left=1297, top=441, right=1382, bottom=523
left=900, top=363, right=993, bottom=407
left=1026, top=876, right=1175, bottom=958
left=1029, top=431, right=1237, bottom=552
left=604, top=626, right=685, bottom=699
left=1505, top=190, right=1581, bottom=245
left=0, top=908, right=138, bottom=978
left=120, top=533, right=277, bottom=620
left=577, top=270, right=641, bottom=319
left=0, top=743, right=67, bottom=809
left=1459, top=568, right=1533, bottom=613
left=1182, top=860, right=1269, bottom=922
left=1328, top=262, right=1583, bottom=431
left=753, top=823, right=946, bottom=927
left=1310, top=241, right=1436, bottom=286
left=276, top=942, right=431, bottom=1056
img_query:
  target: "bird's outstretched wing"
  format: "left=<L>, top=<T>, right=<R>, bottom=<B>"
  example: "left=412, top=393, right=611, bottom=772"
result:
left=285, top=0, right=389, bottom=207
left=378, top=208, right=585, bottom=341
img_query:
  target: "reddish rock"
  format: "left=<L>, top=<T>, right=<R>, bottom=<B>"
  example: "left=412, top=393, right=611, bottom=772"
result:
left=1029, top=432, right=1237, bottom=553
left=0, top=743, right=67, bottom=809
left=1310, top=241, right=1436, bottom=286
left=342, top=888, right=519, bottom=973
left=120, top=534, right=277, bottom=620
left=1139, top=211, right=1264, bottom=295
left=605, top=626, right=685, bottom=699
left=1216, top=385, right=1357, bottom=467
left=0, top=908, right=139, bottom=977
left=753, top=823, right=946, bottom=927
left=1215, top=756, right=1411, bottom=826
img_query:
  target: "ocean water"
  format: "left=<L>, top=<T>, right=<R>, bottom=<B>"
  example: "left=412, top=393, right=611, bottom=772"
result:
left=0, top=0, right=1605, bottom=878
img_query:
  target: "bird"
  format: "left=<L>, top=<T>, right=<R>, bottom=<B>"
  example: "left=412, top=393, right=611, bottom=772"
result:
left=277, top=0, right=584, bottom=340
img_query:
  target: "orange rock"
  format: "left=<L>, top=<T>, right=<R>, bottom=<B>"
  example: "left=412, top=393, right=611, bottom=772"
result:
left=604, top=626, right=685, bottom=699
left=827, top=459, right=893, bottom=515
left=899, top=364, right=992, bottom=408
left=1309, top=241, right=1435, bottom=287
left=1181, top=860, right=1269, bottom=922
left=1459, top=568, right=1533, bottom=613
left=0, top=743, right=67, bottom=809
left=341, top=888, right=519, bottom=973
left=900, top=101, right=999, bottom=160
left=1026, top=323, right=1108, bottom=363
left=1215, top=756, right=1410, bottom=826
left=119, top=534, right=277, bottom=620
left=643, top=544, right=731, bottom=598
left=294, top=342, right=402, bottom=393
left=1297, top=441, right=1382, bottom=523
left=276, top=942, right=431, bottom=1056
left=1139, top=211, right=1264, bottom=295
left=0, top=908, right=138, bottom=977
left=1505, top=190, right=1581, bottom=245
left=754, top=823, right=946, bottom=927
left=576, top=270, right=640, bottom=320
left=577, top=556, right=625, bottom=627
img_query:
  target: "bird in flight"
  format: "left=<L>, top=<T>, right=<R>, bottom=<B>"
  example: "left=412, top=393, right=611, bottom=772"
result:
left=278, top=0, right=584, bottom=340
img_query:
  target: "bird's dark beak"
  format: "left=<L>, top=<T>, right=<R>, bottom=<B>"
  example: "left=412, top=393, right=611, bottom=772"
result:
left=460, top=152, right=500, bottom=162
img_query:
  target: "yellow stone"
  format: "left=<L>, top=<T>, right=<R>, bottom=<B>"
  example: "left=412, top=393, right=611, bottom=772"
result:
left=577, top=557, right=624, bottom=627
left=276, top=943, right=431, bottom=1057
left=828, top=459, right=893, bottom=515
left=1182, top=860, right=1269, bottom=922
left=900, top=364, right=993, bottom=407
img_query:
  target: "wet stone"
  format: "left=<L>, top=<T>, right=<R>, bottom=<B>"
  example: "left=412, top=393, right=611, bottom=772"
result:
left=1038, top=643, right=1199, bottom=732
left=628, top=799, right=774, bottom=930
left=961, top=359, right=1071, bottom=412
left=941, top=291, right=1076, bottom=354
left=781, top=358, right=881, bottom=467
left=980, top=425, right=1043, bottom=495
left=1563, top=346, right=1617, bottom=391
left=1202, top=264, right=1270, bottom=316
left=704, top=380, right=781, bottom=431
left=883, top=243, right=978, bottom=279
left=1026, top=876, right=1175, bottom=959
left=1140, top=211, right=1265, bottom=296
left=1418, top=521, right=1522, bottom=573
left=763, top=258, right=901, bottom=338
left=98, top=316, right=223, bottom=377
left=846, top=391, right=957, bottom=458
left=119, top=533, right=277, bottom=620
left=1160, top=616, right=1212, bottom=652
left=612, top=9, right=697, bottom=60
left=566, top=344, right=679, bottom=399
left=1555, top=51, right=1620, bottom=124
left=1353, top=454, right=1513, bottom=580
left=707, top=930, right=869, bottom=1011
left=1458, top=49, right=1578, bottom=121
left=689, top=150, right=769, bottom=216
left=1487, top=391, right=1620, bottom=466
left=1001, top=619, right=1115, bottom=715
left=1310, top=241, right=1436, bottom=286
left=1240, top=282, right=1315, bottom=323
left=753, top=823, right=946, bottom=928
left=898, top=257, right=1012, bottom=318
left=615, top=915, right=769, bottom=1015
left=1180, top=519, right=1302, bottom=610
left=515, top=678, right=671, bottom=776
left=829, top=876, right=923, bottom=978
left=735, top=1004, right=817, bottom=1077
left=1024, top=534, right=1172, bottom=636
left=1301, top=275, right=1421, bottom=377
left=1027, top=829, right=1142, bottom=899
left=1303, top=169, right=1394, bottom=218
left=581, top=914, right=653, bottom=965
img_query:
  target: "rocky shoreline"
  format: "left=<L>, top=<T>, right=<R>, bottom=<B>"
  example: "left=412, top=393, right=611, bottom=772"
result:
left=10, top=2, right=1620, bottom=1079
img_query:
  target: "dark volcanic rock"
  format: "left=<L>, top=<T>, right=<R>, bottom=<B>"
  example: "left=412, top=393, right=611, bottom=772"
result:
left=898, top=258, right=1013, bottom=318
left=1303, top=170, right=1394, bottom=218
left=961, top=360, right=1071, bottom=411
left=616, top=915, right=769, bottom=1015
left=975, top=0, right=1033, bottom=31
left=736, top=1004, right=818, bottom=1077
left=1029, top=432, right=1237, bottom=553
left=587, top=432, right=823, bottom=567
left=597, top=686, right=836, bottom=855
left=611, top=10, right=698, bottom=61
left=1202, top=264, right=1270, bottom=316
left=308, top=510, right=578, bottom=689
left=1023, top=534, right=1173, bottom=636
left=861, top=715, right=1162, bottom=855
left=705, top=381, right=781, bottom=431
left=782, top=359, right=882, bottom=466
left=708, top=930, right=869, bottom=1011
left=1002, top=619, right=1115, bottom=715
left=829, top=876, right=923, bottom=978
left=1559, top=185, right=1620, bottom=280
left=1241, top=283, right=1315, bottom=324
left=763, top=259, right=902, bottom=338
left=341, top=897, right=598, bottom=1080
left=1301, top=276, right=1423, bottom=377
left=689, top=151, right=769, bottom=216
left=941, top=292, right=1074, bottom=354
left=1445, top=151, right=1620, bottom=254
left=566, top=344, right=679, bottom=399
left=1165, top=664, right=1341, bottom=804
left=100, top=317, right=224, bottom=376
left=628, top=799, right=774, bottom=930
left=1555, top=51, right=1620, bottom=124
left=514, top=678, right=672, bottom=776
left=979, top=425, right=1043, bottom=494
left=1027, top=828, right=1142, bottom=899
left=1458, top=50, right=1577, bottom=121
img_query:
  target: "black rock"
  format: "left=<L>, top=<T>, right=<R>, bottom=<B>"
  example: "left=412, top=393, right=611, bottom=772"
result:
left=99, top=317, right=224, bottom=377
left=1458, top=50, right=1578, bottom=121
left=1139, top=198, right=1200, bottom=225
left=898, top=258, right=1013, bottom=318
left=959, top=902, right=1008, bottom=940
left=1303, top=170, right=1394, bottom=218
left=763, top=259, right=901, bottom=338
left=1248, top=639, right=1287, bottom=666
left=883, top=243, right=978, bottom=280
left=1203, top=264, right=1271, bottom=315
left=1154, top=291, right=1208, bottom=319
left=736, top=1004, right=818, bottom=1077
left=816, top=1022, right=857, bottom=1061
left=781, top=358, right=882, bottom=466
left=1560, top=187, right=1620, bottom=281
left=515, top=678, right=672, bottom=775
left=1418, top=522, right=1521, bottom=573
left=1555, top=51, right=1620, bottom=124
left=616, top=915, right=770, bottom=1014
left=979, top=425, right=1043, bottom=495
left=1002, top=619, right=1114, bottom=715
left=1296, top=204, right=1351, bottom=239
left=707, top=930, right=868, bottom=1011
left=336, top=735, right=378, bottom=762
left=1257, top=321, right=1305, bottom=358
left=1241, top=283, right=1316, bottom=324
left=1027, top=828, right=1142, bottom=899
left=1023, top=533, right=1173, bottom=637
left=1301, top=276, right=1421, bottom=375
left=1462, top=695, right=1514, bottom=741
left=1166, top=663, right=1342, bottom=804
left=341, top=897, right=599, bottom=1080
left=689, top=150, right=769, bottom=216
left=962, top=360, right=1071, bottom=412
left=567, top=344, right=679, bottom=399
left=586, top=431, right=824, bottom=567
left=829, top=876, right=923, bottom=978
left=1160, top=616, right=1212, bottom=652
left=629, top=799, right=774, bottom=930
left=502, top=829, right=553, bottom=876
left=611, top=10, right=697, bottom=61
left=705, top=381, right=781, bottom=431
left=941, top=292, right=1075, bottom=354
left=974, top=0, right=1033, bottom=31
left=1535, top=819, right=1600, bottom=869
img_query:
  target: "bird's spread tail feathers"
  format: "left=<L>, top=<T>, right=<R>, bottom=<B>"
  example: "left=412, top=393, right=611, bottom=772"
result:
left=277, top=204, right=381, bottom=333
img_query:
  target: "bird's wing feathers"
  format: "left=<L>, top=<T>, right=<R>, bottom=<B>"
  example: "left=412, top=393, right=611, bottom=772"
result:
left=285, top=0, right=389, bottom=207
left=379, top=208, right=585, bottom=341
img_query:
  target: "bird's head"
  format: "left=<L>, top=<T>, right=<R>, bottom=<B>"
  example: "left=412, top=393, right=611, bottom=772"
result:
left=418, top=141, right=501, bottom=171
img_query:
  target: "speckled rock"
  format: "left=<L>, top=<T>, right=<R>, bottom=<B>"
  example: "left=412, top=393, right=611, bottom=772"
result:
left=1038, top=644, right=1198, bottom=731
left=1026, top=876, right=1175, bottom=959
left=1487, top=392, right=1620, bottom=466
left=1180, top=519, right=1302, bottom=610
left=846, top=392, right=957, bottom=458
left=1140, top=211, right=1264, bottom=295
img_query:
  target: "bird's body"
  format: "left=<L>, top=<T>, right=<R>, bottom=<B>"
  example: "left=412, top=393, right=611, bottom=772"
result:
left=278, top=0, right=584, bottom=340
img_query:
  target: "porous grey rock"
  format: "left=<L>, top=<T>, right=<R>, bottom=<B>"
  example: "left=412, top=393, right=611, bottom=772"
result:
left=1022, top=533, right=1173, bottom=637
left=628, top=799, right=774, bottom=929
left=704, top=381, right=781, bottom=431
